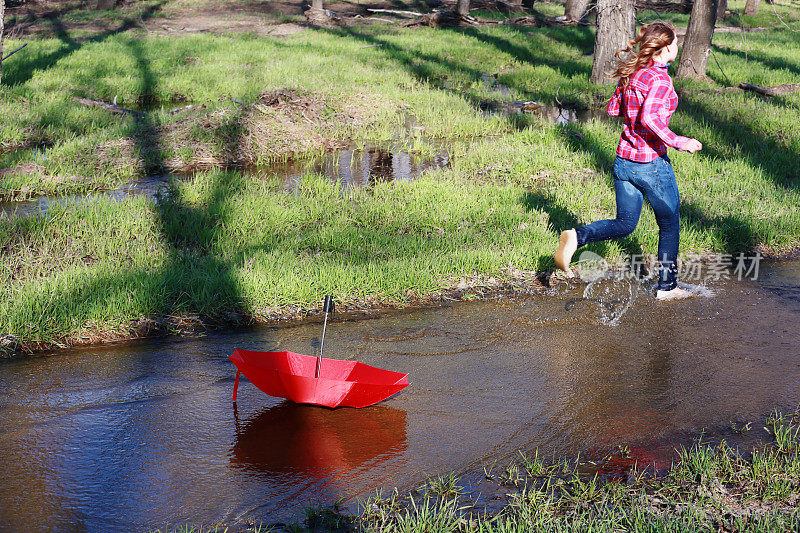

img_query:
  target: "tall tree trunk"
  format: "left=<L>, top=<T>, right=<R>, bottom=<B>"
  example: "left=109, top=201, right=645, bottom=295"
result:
left=590, top=0, right=636, bottom=85
left=716, top=0, right=727, bottom=21
left=676, top=0, right=718, bottom=79
left=744, top=0, right=760, bottom=15
left=312, top=0, right=324, bottom=10
left=95, top=0, right=117, bottom=9
left=565, top=0, right=590, bottom=22
left=457, top=0, right=470, bottom=17
left=0, top=0, right=4, bottom=87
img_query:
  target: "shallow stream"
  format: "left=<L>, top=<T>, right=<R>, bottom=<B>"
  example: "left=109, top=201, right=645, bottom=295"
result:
left=1, top=259, right=799, bottom=530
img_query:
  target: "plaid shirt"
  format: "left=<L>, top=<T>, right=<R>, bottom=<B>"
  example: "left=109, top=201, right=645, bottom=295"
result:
left=607, top=63, right=690, bottom=163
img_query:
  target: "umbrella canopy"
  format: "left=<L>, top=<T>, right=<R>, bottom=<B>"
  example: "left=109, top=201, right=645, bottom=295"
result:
left=230, top=349, right=410, bottom=408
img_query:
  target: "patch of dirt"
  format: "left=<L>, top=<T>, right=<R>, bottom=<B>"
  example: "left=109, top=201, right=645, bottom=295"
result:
left=266, top=23, right=306, bottom=36
left=90, top=88, right=387, bottom=172
left=146, top=13, right=294, bottom=37
left=0, top=162, right=47, bottom=177
left=0, top=163, right=91, bottom=201
left=6, top=0, right=456, bottom=38
left=8, top=0, right=782, bottom=38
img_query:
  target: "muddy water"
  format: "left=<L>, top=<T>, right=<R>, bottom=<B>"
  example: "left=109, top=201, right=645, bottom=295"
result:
left=1, top=261, right=799, bottom=530
left=0, top=145, right=450, bottom=219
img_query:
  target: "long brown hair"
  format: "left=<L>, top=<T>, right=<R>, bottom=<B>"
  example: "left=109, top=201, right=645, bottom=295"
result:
left=612, top=22, right=676, bottom=86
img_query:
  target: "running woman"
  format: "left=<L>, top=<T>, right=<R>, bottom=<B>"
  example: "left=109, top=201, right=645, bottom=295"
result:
left=554, top=21, right=703, bottom=301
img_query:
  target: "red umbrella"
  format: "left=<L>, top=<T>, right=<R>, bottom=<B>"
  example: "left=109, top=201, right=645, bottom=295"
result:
left=230, top=296, right=409, bottom=408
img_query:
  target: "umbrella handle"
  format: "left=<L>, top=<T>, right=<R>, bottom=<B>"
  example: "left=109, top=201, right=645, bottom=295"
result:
left=232, top=370, right=241, bottom=402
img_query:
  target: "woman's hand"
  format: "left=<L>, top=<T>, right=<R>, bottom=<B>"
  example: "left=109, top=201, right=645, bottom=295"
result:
left=680, top=138, right=703, bottom=153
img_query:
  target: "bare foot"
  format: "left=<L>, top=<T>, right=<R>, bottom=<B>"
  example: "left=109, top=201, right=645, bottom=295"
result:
left=656, top=286, right=693, bottom=301
left=554, top=229, right=578, bottom=275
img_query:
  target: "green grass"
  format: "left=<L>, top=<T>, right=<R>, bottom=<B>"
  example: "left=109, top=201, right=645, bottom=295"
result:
left=0, top=169, right=561, bottom=344
left=351, top=411, right=800, bottom=532
left=1, top=2, right=800, bottom=348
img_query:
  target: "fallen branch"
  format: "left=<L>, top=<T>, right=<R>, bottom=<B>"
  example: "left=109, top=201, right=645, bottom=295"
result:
left=678, top=82, right=800, bottom=98
left=678, top=86, right=746, bottom=97
left=739, top=82, right=800, bottom=97
left=367, top=8, right=424, bottom=17
left=362, top=16, right=396, bottom=23
left=2, top=43, right=28, bottom=61
left=405, top=10, right=479, bottom=28
left=169, top=104, right=205, bottom=115
left=72, top=96, right=143, bottom=117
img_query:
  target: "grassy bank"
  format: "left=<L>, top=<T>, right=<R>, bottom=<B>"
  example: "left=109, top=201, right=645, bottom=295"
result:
left=1, top=1, right=800, bottom=350
left=151, top=411, right=800, bottom=532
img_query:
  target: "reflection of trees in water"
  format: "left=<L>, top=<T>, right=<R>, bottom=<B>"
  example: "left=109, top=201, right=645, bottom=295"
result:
left=276, top=146, right=450, bottom=191
left=231, top=402, right=407, bottom=481
left=326, top=148, right=450, bottom=188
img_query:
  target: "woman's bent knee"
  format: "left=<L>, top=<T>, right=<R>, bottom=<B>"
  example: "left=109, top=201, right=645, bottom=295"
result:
left=611, top=218, right=638, bottom=238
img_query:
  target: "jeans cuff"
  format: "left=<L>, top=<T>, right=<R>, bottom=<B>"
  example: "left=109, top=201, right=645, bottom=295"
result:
left=658, top=278, right=678, bottom=291
left=574, top=226, right=589, bottom=247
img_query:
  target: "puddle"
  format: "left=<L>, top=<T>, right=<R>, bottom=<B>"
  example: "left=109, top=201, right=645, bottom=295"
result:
left=480, top=72, right=611, bottom=125
left=483, top=100, right=611, bottom=125
left=264, top=144, right=451, bottom=192
left=481, top=73, right=515, bottom=98
left=1, top=260, right=799, bottom=530
left=0, top=143, right=452, bottom=218
left=0, top=176, right=172, bottom=219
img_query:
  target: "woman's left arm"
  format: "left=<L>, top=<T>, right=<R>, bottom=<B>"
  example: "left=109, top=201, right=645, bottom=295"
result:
left=641, top=77, right=691, bottom=149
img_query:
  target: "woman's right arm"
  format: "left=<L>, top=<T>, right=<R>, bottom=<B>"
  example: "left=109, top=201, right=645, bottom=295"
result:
left=607, top=82, right=623, bottom=117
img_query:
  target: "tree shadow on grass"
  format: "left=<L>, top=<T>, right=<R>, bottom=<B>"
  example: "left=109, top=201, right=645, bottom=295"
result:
left=453, top=25, right=594, bottom=79
left=326, top=26, right=491, bottom=108
left=541, top=25, right=596, bottom=56
left=444, top=24, right=597, bottom=107
left=3, top=2, right=166, bottom=88
left=710, top=43, right=800, bottom=79
left=678, top=95, right=799, bottom=193
left=326, top=24, right=594, bottom=124
left=126, top=38, right=253, bottom=324
left=680, top=201, right=756, bottom=256
left=7, top=36, right=258, bottom=344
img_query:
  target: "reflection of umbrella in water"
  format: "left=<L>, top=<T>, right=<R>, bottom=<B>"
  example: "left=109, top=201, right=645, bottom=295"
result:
left=231, top=401, right=408, bottom=480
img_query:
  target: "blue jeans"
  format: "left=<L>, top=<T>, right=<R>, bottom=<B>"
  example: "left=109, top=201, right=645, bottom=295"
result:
left=575, top=155, right=680, bottom=291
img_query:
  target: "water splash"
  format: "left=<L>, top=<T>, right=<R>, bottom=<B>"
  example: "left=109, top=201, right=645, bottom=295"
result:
left=581, top=277, right=639, bottom=326
left=676, top=281, right=715, bottom=298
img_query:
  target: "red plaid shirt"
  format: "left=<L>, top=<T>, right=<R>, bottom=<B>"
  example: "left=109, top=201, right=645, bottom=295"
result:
left=607, top=62, right=690, bottom=163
